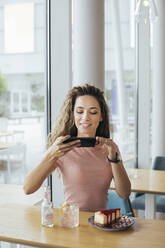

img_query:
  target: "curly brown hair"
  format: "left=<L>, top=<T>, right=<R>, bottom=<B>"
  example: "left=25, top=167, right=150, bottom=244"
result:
left=48, top=84, right=110, bottom=147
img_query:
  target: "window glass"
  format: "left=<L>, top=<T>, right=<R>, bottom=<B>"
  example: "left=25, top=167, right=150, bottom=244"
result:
left=0, top=0, right=47, bottom=185
left=4, top=3, right=34, bottom=53
left=13, top=92, right=19, bottom=112
left=21, top=92, right=28, bottom=113
left=105, top=0, right=136, bottom=166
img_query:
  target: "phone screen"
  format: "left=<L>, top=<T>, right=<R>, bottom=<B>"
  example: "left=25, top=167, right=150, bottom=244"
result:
left=63, top=137, right=96, bottom=147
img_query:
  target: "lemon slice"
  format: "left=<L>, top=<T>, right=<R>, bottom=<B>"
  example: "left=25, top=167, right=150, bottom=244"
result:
left=59, top=201, right=67, bottom=214
left=61, top=202, right=67, bottom=208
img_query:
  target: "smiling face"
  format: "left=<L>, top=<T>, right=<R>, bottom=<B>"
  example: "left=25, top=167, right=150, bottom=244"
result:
left=73, top=95, right=103, bottom=137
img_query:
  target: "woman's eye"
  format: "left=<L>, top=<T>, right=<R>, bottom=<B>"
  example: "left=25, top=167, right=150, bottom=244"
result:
left=90, top=112, right=97, bottom=115
left=76, top=111, right=97, bottom=115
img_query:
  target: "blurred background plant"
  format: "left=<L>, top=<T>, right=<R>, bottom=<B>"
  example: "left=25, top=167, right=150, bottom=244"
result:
left=0, top=72, right=9, bottom=118
left=31, top=82, right=45, bottom=113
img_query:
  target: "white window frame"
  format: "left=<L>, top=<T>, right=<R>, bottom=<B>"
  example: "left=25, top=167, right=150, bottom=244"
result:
left=48, top=0, right=72, bottom=206
left=136, top=7, right=151, bottom=169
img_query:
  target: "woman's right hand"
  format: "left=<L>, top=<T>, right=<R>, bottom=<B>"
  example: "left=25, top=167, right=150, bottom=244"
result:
left=45, top=135, right=80, bottom=163
left=24, top=135, right=80, bottom=195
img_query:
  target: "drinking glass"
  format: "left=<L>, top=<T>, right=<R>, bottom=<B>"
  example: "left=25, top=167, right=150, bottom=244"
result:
left=59, top=203, right=79, bottom=228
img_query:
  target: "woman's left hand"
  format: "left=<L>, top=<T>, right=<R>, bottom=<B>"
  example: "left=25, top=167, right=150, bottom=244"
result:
left=96, top=137, right=120, bottom=161
left=96, top=137, right=131, bottom=199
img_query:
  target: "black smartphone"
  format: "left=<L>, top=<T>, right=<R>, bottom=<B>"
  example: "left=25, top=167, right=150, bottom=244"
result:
left=63, top=137, right=96, bottom=147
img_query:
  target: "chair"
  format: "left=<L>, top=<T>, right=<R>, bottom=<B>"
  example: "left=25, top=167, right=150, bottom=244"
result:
left=0, top=131, right=26, bottom=184
left=107, top=190, right=135, bottom=217
left=131, top=156, right=165, bottom=214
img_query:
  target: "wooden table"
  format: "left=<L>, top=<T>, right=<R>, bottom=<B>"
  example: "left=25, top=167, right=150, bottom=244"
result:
left=0, top=131, right=13, bottom=141
left=110, top=168, right=165, bottom=219
left=0, top=142, right=15, bottom=150
left=0, top=203, right=165, bottom=248
left=0, top=184, right=43, bottom=206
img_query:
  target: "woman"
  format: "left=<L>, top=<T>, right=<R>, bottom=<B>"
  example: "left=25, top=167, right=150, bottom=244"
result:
left=24, top=84, right=131, bottom=211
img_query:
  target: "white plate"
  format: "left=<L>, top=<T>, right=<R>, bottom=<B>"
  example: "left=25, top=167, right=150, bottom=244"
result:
left=88, top=215, right=135, bottom=231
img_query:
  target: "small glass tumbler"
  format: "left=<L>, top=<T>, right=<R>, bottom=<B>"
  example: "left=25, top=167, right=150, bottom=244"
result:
left=59, top=203, right=79, bottom=228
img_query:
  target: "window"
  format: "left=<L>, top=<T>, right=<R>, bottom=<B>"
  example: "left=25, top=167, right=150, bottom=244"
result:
left=104, top=0, right=136, bottom=166
left=0, top=0, right=47, bottom=185
left=4, top=3, right=34, bottom=53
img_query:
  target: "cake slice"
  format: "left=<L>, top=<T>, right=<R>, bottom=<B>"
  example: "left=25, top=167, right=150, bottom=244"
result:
left=94, top=208, right=121, bottom=226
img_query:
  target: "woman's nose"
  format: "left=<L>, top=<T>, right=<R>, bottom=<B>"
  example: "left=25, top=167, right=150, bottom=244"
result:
left=82, top=111, right=90, bottom=120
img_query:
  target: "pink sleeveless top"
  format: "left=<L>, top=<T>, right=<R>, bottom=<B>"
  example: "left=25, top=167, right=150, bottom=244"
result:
left=55, top=147, right=113, bottom=212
